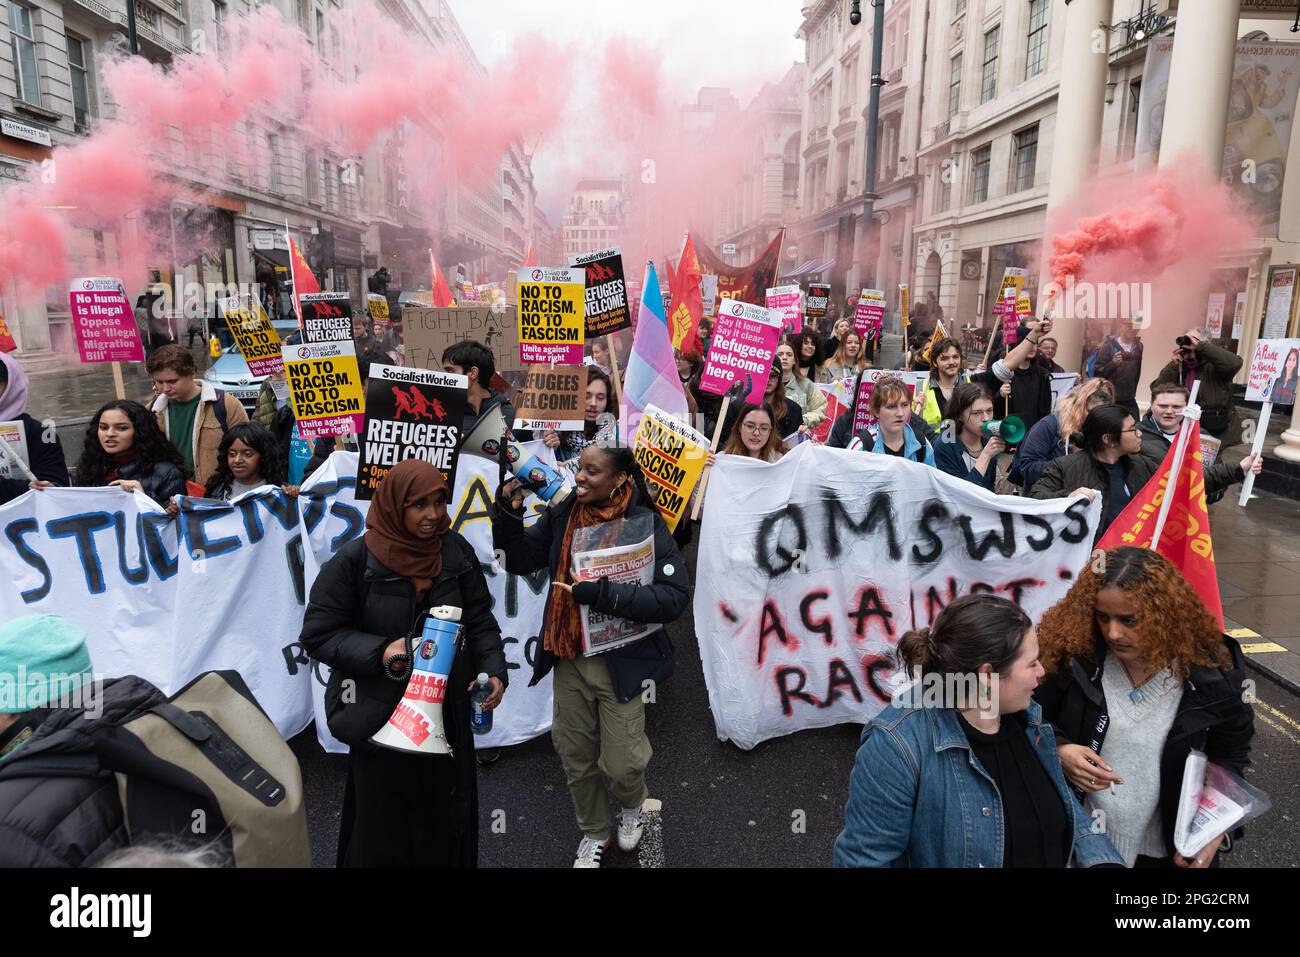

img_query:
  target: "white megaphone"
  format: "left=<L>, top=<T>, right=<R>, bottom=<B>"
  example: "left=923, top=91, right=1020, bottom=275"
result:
left=370, top=605, right=463, bottom=757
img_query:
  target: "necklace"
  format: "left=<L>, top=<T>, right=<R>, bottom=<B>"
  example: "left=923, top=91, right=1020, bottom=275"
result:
left=1120, top=659, right=1157, bottom=703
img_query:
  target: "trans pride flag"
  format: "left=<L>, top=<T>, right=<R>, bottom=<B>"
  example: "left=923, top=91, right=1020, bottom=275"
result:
left=620, top=260, right=689, bottom=441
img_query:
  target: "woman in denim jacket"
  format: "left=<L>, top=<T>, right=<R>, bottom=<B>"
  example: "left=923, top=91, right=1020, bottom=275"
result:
left=834, top=595, right=1124, bottom=868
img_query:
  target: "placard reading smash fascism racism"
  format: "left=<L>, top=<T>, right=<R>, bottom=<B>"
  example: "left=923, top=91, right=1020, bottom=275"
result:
left=357, top=364, right=468, bottom=499
left=571, top=248, right=630, bottom=337
left=299, top=292, right=354, bottom=344
left=282, top=340, right=365, bottom=439
left=632, top=405, right=709, bottom=532
left=517, top=267, right=585, bottom=364
left=513, top=364, right=587, bottom=432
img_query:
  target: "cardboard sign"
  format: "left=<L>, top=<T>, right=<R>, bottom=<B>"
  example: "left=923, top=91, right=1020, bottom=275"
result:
left=357, top=364, right=468, bottom=499
left=517, top=267, right=585, bottom=364
left=282, top=340, right=365, bottom=439
left=1205, top=292, right=1226, bottom=338
left=898, top=283, right=910, bottom=328
left=766, top=284, right=803, bottom=334
left=68, top=277, right=144, bottom=363
left=806, top=283, right=831, bottom=321
left=0, top=421, right=30, bottom=479
left=299, top=292, right=354, bottom=344
left=513, top=364, right=587, bottom=432
left=367, top=294, right=392, bottom=339
left=699, top=299, right=783, bottom=403
left=1246, top=337, right=1300, bottom=403
left=571, top=248, right=630, bottom=338
left=632, top=405, right=709, bottom=532
left=851, top=370, right=926, bottom=433
left=222, top=296, right=283, bottom=377
left=402, top=305, right=521, bottom=375
left=853, top=289, right=887, bottom=343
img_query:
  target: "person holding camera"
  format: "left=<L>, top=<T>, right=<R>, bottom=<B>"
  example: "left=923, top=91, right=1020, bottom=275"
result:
left=1094, top=318, right=1144, bottom=420
left=1152, top=327, right=1244, bottom=441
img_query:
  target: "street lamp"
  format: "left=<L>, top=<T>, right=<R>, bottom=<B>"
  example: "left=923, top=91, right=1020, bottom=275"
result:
left=849, top=1, right=862, bottom=26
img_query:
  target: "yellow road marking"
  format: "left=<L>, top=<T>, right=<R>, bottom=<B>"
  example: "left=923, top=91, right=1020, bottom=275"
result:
left=1255, top=709, right=1300, bottom=747
left=1227, top=627, right=1262, bottom=640
left=1242, top=642, right=1288, bottom=653
left=1257, top=698, right=1300, bottom=734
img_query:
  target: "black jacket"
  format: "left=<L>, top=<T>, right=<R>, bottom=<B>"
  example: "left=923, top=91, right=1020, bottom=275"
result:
left=300, top=534, right=508, bottom=750
left=491, top=490, right=689, bottom=703
left=1096, top=336, right=1145, bottom=403
left=0, top=676, right=166, bottom=867
left=1035, top=636, right=1255, bottom=856
left=721, top=397, right=803, bottom=447
left=1138, top=413, right=1242, bottom=506
left=88, top=456, right=187, bottom=506
left=0, top=413, right=71, bottom=505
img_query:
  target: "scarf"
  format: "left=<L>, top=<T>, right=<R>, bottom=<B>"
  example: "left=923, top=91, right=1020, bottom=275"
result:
left=103, top=448, right=139, bottom=485
left=363, top=459, right=451, bottom=601
left=0, top=352, right=30, bottom=421
left=542, top=489, right=633, bottom=659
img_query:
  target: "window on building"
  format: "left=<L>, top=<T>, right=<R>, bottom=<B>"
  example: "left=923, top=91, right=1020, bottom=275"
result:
left=212, top=1, right=225, bottom=56
left=66, top=34, right=91, bottom=127
left=902, top=27, right=909, bottom=65
left=296, top=0, right=308, bottom=31
left=135, top=2, right=159, bottom=29
left=783, top=133, right=799, bottom=195
left=948, top=53, right=962, bottom=118
left=8, top=2, right=40, bottom=106
left=980, top=26, right=999, bottom=104
left=970, top=144, right=991, bottom=203
left=953, top=0, right=967, bottom=16
left=1011, top=124, right=1038, bottom=192
left=887, top=27, right=895, bottom=71
left=1026, top=0, right=1050, bottom=79
left=935, top=163, right=952, bottom=213
left=315, top=10, right=325, bottom=49
left=307, top=148, right=321, bottom=204
left=1121, top=78, right=1142, bottom=161
left=842, top=56, right=857, bottom=102
left=267, top=131, right=281, bottom=192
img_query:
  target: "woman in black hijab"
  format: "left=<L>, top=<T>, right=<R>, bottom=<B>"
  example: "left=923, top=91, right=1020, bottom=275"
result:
left=301, top=459, right=508, bottom=867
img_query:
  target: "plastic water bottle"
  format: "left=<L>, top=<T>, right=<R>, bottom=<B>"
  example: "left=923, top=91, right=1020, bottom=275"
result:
left=470, top=673, right=493, bottom=735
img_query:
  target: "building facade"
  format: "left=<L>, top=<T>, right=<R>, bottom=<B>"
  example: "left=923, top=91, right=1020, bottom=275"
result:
left=562, top=178, right=623, bottom=260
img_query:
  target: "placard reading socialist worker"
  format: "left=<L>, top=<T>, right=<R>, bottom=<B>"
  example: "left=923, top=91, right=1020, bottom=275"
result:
left=357, top=364, right=468, bottom=499
left=570, top=248, right=630, bottom=337
left=299, top=291, right=354, bottom=344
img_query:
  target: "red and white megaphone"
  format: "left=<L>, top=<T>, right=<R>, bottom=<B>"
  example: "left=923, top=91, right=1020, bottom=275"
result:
left=371, top=605, right=463, bottom=756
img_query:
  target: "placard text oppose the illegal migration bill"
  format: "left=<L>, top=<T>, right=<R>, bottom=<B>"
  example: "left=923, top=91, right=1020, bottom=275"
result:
left=513, top=364, right=587, bottom=432
left=222, top=295, right=284, bottom=377
left=699, top=298, right=783, bottom=404
left=299, top=291, right=354, bottom=344
left=283, top=340, right=365, bottom=439
left=357, top=364, right=468, bottom=499
left=517, top=267, right=584, bottom=365
left=632, top=405, right=709, bottom=532
left=571, top=248, right=630, bottom=337
left=68, top=277, right=144, bottom=363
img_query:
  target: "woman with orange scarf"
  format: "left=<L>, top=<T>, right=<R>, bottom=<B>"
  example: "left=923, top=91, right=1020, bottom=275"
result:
left=492, top=443, right=690, bottom=868
left=302, top=459, right=508, bottom=867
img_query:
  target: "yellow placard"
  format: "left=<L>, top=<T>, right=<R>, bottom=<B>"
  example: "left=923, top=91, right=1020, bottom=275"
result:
left=1015, top=295, right=1032, bottom=315
left=281, top=340, right=365, bottom=439
left=899, top=283, right=910, bottom=327
left=367, top=294, right=390, bottom=321
left=633, top=406, right=709, bottom=532
left=223, top=297, right=283, bottom=376
left=516, top=267, right=585, bottom=364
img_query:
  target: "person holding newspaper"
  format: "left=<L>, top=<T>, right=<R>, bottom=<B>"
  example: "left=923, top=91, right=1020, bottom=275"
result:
left=492, top=444, right=690, bottom=868
left=1035, top=547, right=1255, bottom=868
left=834, top=595, right=1125, bottom=868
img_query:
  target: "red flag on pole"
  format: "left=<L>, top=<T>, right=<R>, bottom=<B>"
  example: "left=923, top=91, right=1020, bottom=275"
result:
left=1096, top=419, right=1223, bottom=627
left=521, top=243, right=538, bottom=268
left=668, top=234, right=704, bottom=356
left=430, top=250, right=454, bottom=308
left=287, top=227, right=320, bottom=326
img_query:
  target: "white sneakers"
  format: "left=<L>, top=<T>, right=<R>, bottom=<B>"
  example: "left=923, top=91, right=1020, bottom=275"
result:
left=573, top=808, right=645, bottom=867
left=573, top=836, right=608, bottom=868
left=617, top=808, right=645, bottom=853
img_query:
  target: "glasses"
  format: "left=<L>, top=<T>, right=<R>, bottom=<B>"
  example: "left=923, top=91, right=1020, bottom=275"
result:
left=1121, top=425, right=1140, bottom=434
left=742, top=422, right=773, bottom=436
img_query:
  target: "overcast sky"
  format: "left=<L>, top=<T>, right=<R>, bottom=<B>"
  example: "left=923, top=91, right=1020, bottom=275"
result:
left=451, top=0, right=806, bottom=209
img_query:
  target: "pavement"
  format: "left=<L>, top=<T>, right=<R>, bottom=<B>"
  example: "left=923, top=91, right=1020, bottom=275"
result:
left=291, top=532, right=1300, bottom=869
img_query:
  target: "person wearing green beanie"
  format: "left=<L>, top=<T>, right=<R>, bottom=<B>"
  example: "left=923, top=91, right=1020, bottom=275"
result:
left=0, top=615, right=95, bottom=760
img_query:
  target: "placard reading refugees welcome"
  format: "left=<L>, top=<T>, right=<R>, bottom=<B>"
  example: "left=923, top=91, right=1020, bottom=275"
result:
left=357, top=364, right=467, bottom=499
left=699, top=299, right=783, bottom=403
left=299, top=292, right=354, bottom=344
left=513, top=364, right=587, bottom=432
left=571, top=248, right=630, bottom=337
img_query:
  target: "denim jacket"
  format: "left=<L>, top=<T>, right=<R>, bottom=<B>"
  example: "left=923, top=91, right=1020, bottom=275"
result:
left=833, top=699, right=1124, bottom=868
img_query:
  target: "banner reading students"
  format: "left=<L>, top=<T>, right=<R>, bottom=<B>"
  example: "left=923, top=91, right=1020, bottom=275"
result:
left=357, top=364, right=467, bottom=499
left=517, top=267, right=584, bottom=365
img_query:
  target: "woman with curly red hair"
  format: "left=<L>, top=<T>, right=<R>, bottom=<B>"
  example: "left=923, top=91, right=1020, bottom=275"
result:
left=1034, top=547, right=1254, bottom=869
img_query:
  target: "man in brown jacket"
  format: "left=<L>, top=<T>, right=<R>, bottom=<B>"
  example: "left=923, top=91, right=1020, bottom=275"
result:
left=146, top=345, right=248, bottom=485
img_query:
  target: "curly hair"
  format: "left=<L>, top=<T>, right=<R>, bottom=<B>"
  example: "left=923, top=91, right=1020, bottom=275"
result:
left=204, top=422, right=286, bottom=499
left=1037, top=547, right=1227, bottom=681
left=76, top=400, right=184, bottom=488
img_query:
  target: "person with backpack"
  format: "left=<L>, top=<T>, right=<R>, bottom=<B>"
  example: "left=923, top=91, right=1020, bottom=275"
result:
left=301, top=459, right=508, bottom=868
left=491, top=444, right=689, bottom=868
left=147, top=344, right=248, bottom=486
left=847, top=376, right=936, bottom=465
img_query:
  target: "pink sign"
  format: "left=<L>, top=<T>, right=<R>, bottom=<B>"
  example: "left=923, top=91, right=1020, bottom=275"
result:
left=699, top=299, right=783, bottom=404
left=851, top=370, right=923, bottom=433
left=766, top=285, right=802, bottom=333
left=853, top=289, right=886, bottom=344
left=997, top=292, right=1019, bottom=345
left=68, top=277, right=145, bottom=363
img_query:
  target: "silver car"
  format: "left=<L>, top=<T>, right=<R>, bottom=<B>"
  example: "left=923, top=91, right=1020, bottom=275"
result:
left=202, top=319, right=301, bottom=412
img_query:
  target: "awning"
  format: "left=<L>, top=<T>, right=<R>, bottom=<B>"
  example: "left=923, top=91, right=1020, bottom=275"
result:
left=781, top=258, right=820, bottom=280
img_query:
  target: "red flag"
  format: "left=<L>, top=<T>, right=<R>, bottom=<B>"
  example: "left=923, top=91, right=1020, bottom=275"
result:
left=430, top=251, right=454, bottom=308
left=668, top=235, right=704, bottom=356
left=287, top=231, right=320, bottom=326
left=0, top=308, right=16, bottom=353
left=1096, top=421, right=1223, bottom=626
left=521, top=244, right=538, bottom=268
left=693, top=229, right=784, bottom=305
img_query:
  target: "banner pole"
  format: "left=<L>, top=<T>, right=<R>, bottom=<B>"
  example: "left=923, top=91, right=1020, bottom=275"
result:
left=690, top=395, right=730, bottom=521
left=0, top=433, right=36, bottom=481
left=1150, top=380, right=1201, bottom=551
left=1237, top=400, right=1271, bottom=508
left=111, top=361, right=126, bottom=401
left=606, top=333, right=624, bottom=409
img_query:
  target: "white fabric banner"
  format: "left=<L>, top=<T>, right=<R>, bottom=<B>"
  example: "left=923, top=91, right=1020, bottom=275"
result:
left=694, top=443, right=1101, bottom=750
left=300, top=451, right=553, bottom=753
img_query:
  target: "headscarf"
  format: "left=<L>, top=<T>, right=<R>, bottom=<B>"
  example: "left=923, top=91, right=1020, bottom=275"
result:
left=363, top=459, right=451, bottom=601
left=0, top=352, right=30, bottom=421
